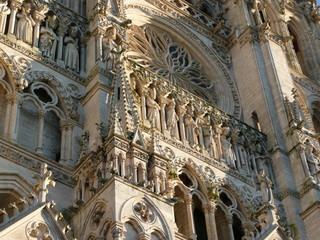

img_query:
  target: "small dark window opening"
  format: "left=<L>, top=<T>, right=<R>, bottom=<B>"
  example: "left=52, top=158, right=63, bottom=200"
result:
left=220, top=192, right=233, bottom=207
left=117, top=87, right=121, bottom=100
left=193, top=195, right=208, bottom=240
left=79, top=189, right=82, bottom=200
left=259, top=11, right=265, bottom=23
left=34, top=88, right=52, bottom=103
left=251, top=111, right=262, bottom=132
left=179, top=173, right=193, bottom=187
left=232, top=214, right=245, bottom=240
left=55, top=151, right=60, bottom=162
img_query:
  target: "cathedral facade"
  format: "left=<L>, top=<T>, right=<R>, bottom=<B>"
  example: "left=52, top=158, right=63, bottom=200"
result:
left=0, top=0, right=320, bottom=239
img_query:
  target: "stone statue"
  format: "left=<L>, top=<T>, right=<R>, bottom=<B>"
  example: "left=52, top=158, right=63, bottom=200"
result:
left=305, top=139, right=320, bottom=175
left=64, top=25, right=79, bottom=72
left=79, top=131, right=89, bottom=161
left=40, top=15, right=58, bottom=59
left=0, top=0, right=10, bottom=34
left=185, top=114, right=198, bottom=146
left=166, top=98, right=179, bottom=139
left=257, top=169, right=274, bottom=205
left=202, top=115, right=216, bottom=158
left=220, top=127, right=236, bottom=168
left=102, top=26, right=118, bottom=70
left=146, top=87, right=160, bottom=129
left=16, top=3, right=35, bottom=45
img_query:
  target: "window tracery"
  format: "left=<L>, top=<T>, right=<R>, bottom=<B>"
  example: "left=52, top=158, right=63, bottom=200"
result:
left=128, top=25, right=218, bottom=104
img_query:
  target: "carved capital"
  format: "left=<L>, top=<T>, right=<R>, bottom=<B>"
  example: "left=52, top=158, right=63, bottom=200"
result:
left=6, top=92, right=22, bottom=105
left=37, top=110, right=46, bottom=120
left=57, top=25, right=68, bottom=36
left=111, top=222, right=123, bottom=238
left=138, top=232, right=150, bottom=240
left=33, top=11, right=46, bottom=23
left=208, top=200, right=217, bottom=213
left=177, top=107, right=186, bottom=116
left=10, top=1, right=22, bottom=11
left=184, top=194, right=193, bottom=205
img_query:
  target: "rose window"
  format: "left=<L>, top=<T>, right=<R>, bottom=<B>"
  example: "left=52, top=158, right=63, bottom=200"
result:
left=128, top=25, right=218, bottom=104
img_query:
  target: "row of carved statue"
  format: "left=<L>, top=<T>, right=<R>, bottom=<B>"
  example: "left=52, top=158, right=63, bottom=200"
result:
left=130, top=80, right=270, bottom=175
left=0, top=1, right=129, bottom=74
left=0, top=1, right=84, bottom=71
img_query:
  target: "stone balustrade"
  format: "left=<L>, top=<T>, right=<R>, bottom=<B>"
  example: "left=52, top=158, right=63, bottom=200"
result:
left=165, top=0, right=231, bottom=37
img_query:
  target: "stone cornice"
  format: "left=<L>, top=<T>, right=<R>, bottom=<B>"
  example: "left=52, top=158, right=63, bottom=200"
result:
left=300, top=201, right=320, bottom=219
left=292, top=72, right=320, bottom=95
left=229, top=27, right=285, bottom=49
left=86, top=63, right=115, bottom=86
left=81, top=81, right=113, bottom=106
left=0, top=138, right=75, bottom=187
left=276, top=182, right=320, bottom=201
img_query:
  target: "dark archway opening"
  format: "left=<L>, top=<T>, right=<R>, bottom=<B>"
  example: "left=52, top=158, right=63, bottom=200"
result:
left=232, top=214, right=245, bottom=240
left=193, top=195, right=208, bottom=240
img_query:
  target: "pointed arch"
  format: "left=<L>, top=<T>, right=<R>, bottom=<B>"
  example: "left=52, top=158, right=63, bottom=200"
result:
left=0, top=49, right=23, bottom=91
left=214, top=177, right=254, bottom=214
left=24, top=71, right=77, bottom=118
left=287, top=17, right=320, bottom=79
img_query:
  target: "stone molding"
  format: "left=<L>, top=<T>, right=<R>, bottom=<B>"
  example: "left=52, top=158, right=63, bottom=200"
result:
left=0, top=139, right=75, bottom=187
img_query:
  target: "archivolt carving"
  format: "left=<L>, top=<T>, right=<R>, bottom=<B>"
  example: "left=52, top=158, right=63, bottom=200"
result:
left=24, top=71, right=78, bottom=119
left=214, top=177, right=256, bottom=210
left=128, top=25, right=218, bottom=104
left=0, top=49, right=24, bottom=90
left=170, top=157, right=216, bottom=183
left=90, top=203, right=107, bottom=230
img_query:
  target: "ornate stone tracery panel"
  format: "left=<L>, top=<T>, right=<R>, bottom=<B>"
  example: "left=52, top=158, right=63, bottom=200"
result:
left=128, top=25, right=218, bottom=104
left=26, top=221, right=53, bottom=240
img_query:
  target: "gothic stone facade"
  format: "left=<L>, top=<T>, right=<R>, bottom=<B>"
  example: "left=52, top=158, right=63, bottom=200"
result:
left=0, top=0, right=320, bottom=239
